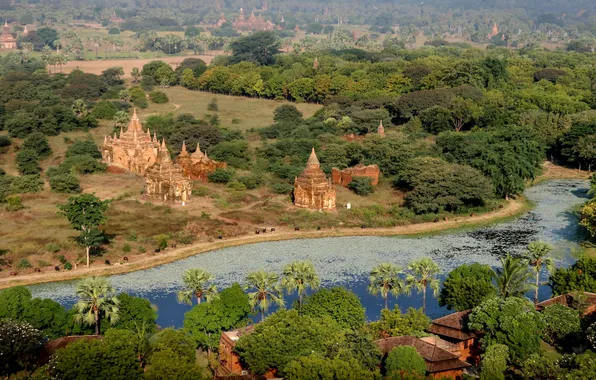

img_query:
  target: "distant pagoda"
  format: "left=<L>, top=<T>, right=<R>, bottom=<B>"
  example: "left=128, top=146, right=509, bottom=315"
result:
left=293, top=148, right=336, bottom=210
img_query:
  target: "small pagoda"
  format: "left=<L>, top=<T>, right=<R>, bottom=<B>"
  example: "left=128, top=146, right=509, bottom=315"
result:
left=176, top=141, right=227, bottom=183
left=144, top=139, right=192, bottom=203
left=293, top=148, right=336, bottom=210
left=0, top=21, right=16, bottom=49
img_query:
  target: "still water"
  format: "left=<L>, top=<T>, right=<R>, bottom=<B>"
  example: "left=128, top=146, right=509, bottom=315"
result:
left=30, top=180, right=589, bottom=327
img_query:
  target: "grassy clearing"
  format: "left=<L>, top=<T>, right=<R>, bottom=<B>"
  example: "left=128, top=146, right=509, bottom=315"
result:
left=138, top=87, right=323, bottom=131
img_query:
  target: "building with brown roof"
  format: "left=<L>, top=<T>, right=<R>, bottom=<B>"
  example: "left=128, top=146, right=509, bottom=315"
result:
left=144, top=140, right=192, bottom=203
left=233, top=9, right=277, bottom=31
left=0, top=21, right=16, bottom=49
left=101, top=109, right=159, bottom=175
left=375, top=336, right=470, bottom=380
left=176, top=141, right=227, bottom=183
left=331, top=164, right=380, bottom=187
left=110, top=11, right=123, bottom=24
left=426, top=310, right=480, bottom=363
left=216, top=13, right=227, bottom=27
left=38, top=335, right=102, bottom=365
left=218, top=325, right=276, bottom=378
left=294, top=148, right=336, bottom=210
left=536, top=292, right=596, bottom=316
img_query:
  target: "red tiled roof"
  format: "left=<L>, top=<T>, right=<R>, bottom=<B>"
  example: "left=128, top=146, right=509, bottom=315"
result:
left=536, top=292, right=596, bottom=311
left=426, top=310, right=477, bottom=341
left=38, top=335, right=102, bottom=365
left=374, top=336, right=471, bottom=373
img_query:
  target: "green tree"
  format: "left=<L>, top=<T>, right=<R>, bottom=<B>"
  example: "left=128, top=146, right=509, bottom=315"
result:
left=245, top=270, right=284, bottom=321
left=22, top=132, right=52, bottom=158
left=480, top=344, right=509, bottom=380
left=439, top=263, right=496, bottom=311
left=368, top=263, right=406, bottom=311
left=111, top=293, right=157, bottom=333
left=520, top=353, right=560, bottom=380
left=406, top=258, right=440, bottom=313
left=493, top=255, right=535, bottom=299
left=144, top=350, right=207, bottom=380
left=468, top=297, right=544, bottom=365
left=73, top=277, right=120, bottom=335
left=131, top=67, right=141, bottom=83
left=525, top=241, right=555, bottom=304
left=285, top=354, right=380, bottom=380
left=281, top=260, right=320, bottom=311
left=348, top=177, right=374, bottom=196
left=549, top=257, right=596, bottom=294
left=183, top=283, right=250, bottom=352
left=385, top=346, right=426, bottom=378
left=66, top=140, right=101, bottom=159
left=149, top=328, right=196, bottom=364
left=16, top=149, right=41, bottom=175
left=449, top=96, right=482, bottom=132
left=57, top=194, right=110, bottom=267
left=229, top=31, right=280, bottom=65
left=0, top=319, right=45, bottom=379
left=368, top=307, right=430, bottom=339
left=234, top=309, right=341, bottom=376
left=301, top=287, right=365, bottom=330
left=176, top=268, right=218, bottom=306
left=541, top=304, right=581, bottom=349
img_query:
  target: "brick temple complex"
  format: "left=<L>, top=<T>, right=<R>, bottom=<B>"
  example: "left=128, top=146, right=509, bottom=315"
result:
left=0, top=21, right=16, bottom=49
left=176, top=141, right=227, bottom=182
left=101, top=109, right=159, bottom=175
left=144, top=139, right=192, bottom=203
left=294, top=148, right=336, bottom=211
left=233, top=8, right=277, bottom=31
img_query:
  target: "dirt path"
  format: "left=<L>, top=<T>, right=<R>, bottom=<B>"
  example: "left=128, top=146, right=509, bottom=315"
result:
left=0, top=197, right=528, bottom=289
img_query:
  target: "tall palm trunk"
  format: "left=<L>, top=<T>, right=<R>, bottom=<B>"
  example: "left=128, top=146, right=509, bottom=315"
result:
left=261, top=309, right=265, bottom=322
left=535, top=270, right=540, bottom=304
left=86, top=246, right=90, bottom=268
left=384, top=295, right=388, bottom=310
left=95, top=310, right=101, bottom=335
left=422, top=286, right=427, bottom=314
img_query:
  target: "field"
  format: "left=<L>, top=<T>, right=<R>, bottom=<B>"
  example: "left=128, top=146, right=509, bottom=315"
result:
left=137, top=87, right=323, bottom=131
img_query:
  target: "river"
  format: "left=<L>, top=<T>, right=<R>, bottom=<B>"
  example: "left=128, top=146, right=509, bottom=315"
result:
left=29, top=179, right=590, bottom=327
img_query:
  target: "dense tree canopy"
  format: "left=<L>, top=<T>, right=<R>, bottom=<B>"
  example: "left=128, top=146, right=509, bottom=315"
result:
left=439, top=263, right=496, bottom=311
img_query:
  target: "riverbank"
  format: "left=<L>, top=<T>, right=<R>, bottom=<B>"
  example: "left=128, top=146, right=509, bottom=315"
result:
left=0, top=195, right=532, bottom=290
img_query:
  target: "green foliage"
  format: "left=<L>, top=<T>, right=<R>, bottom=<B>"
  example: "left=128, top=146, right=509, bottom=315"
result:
left=0, top=319, right=45, bottom=379
left=91, top=100, right=118, bottom=119
left=59, top=155, right=107, bottom=174
left=208, top=168, right=234, bottom=183
left=520, top=353, right=560, bottom=380
left=183, top=283, right=250, bottom=351
left=235, top=309, right=342, bottom=376
left=153, top=234, right=169, bottom=250
left=66, top=140, right=102, bottom=159
left=108, top=27, right=120, bottom=34
left=110, top=293, right=157, bottom=333
left=149, top=90, right=169, bottom=104
left=144, top=349, right=207, bottom=380
left=301, top=287, right=365, bottom=330
left=149, top=328, right=196, bottom=364
left=368, top=307, right=430, bottom=339
left=285, top=354, right=380, bottom=380
left=541, top=304, right=581, bottom=349
left=385, top=346, right=426, bottom=377
left=439, top=263, right=496, bottom=311
left=48, top=172, right=81, bottom=193
left=550, top=257, right=596, bottom=295
left=10, top=175, right=44, bottom=194
left=229, top=31, right=281, bottom=65
left=210, top=141, right=251, bottom=169
left=5, top=195, right=24, bottom=211
left=49, top=330, right=143, bottom=380
left=16, top=149, right=41, bottom=175
left=468, top=297, right=544, bottom=365
left=480, top=344, right=509, bottom=380
left=16, top=258, right=32, bottom=269
left=23, top=132, right=52, bottom=158
left=0, top=136, right=11, bottom=148
left=207, top=97, right=218, bottom=111
left=348, top=176, right=374, bottom=196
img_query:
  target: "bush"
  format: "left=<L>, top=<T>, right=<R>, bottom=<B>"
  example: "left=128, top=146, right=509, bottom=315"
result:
left=227, top=180, right=247, bottom=191
left=17, top=258, right=32, bottom=269
left=61, top=155, right=107, bottom=174
left=108, top=27, right=120, bottom=34
left=91, top=100, right=118, bottom=119
left=140, top=76, right=156, bottom=91
left=133, top=97, right=148, bottom=109
left=0, top=136, right=12, bottom=148
left=48, top=173, right=81, bottom=193
left=63, top=262, right=73, bottom=270
left=5, top=195, right=24, bottom=211
left=66, top=140, right=102, bottom=159
left=348, top=176, right=373, bottom=196
left=208, top=168, right=234, bottom=184
left=149, top=91, right=169, bottom=104
left=22, top=132, right=51, bottom=158
left=271, top=182, right=294, bottom=194
left=16, top=149, right=41, bottom=175
left=153, top=234, right=169, bottom=250
left=238, top=175, right=260, bottom=190
left=10, top=175, right=44, bottom=193
left=385, top=346, right=426, bottom=377
left=45, top=243, right=61, bottom=253
left=207, top=98, right=218, bottom=111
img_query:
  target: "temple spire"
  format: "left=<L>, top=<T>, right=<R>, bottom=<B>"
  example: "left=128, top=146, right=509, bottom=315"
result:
left=181, top=141, right=187, bottom=153
left=378, top=120, right=385, bottom=136
left=306, top=148, right=320, bottom=167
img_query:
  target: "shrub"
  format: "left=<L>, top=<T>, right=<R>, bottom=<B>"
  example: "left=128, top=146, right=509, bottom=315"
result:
left=207, top=98, right=219, bottom=111
left=57, top=255, right=67, bottom=264
left=0, top=136, right=12, bottom=151
left=66, top=140, right=101, bottom=159
left=91, top=100, right=118, bottom=119
left=130, top=86, right=146, bottom=101
left=108, top=27, right=120, bottom=34
left=133, top=97, right=148, bottom=109
left=149, top=91, right=169, bottom=104
left=0, top=176, right=14, bottom=202
left=271, top=182, right=294, bottom=194
left=238, top=175, right=260, bottom=190
left=5, top=195, right=24, bottom=211
left=22, top=132, right=52, bottom=158
left=16, top=149, right=41, bottom=175
left=45, top=243, right=61, bottom=253
left=63, top=262, right=73, bottom=270
left=61, top=155, right=107, bottom=174
left=385, top=346, right=426, bottom=377
left=348, top=176, right=374, bottom=196
left=153, top=234, right=169, bottom=250
left=17, top=258, right=32, bottom=270
left=140, top=76, right=156, bottom=91
left=10, top=175, right=44, bottom=193
left=48, top=173, right=81, bottom=193
left=123, top=244, right=131, bottom=253
left=208, top=168, right=234, bottom=184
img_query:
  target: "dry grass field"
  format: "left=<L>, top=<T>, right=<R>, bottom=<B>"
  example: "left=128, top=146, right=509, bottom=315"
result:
left=137, top=87, right=323, bottom=131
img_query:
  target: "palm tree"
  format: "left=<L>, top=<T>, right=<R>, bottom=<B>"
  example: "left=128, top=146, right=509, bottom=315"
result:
left=73, top=277, right=120, bottom=335
left=368, top=263, right=406, bottom=311
left=493, top=255, right=536, bottom=299
left=176, top=268, right=218, bottom=305
left=131, top=67, right=141, bottom=83
left=281, top=260, right=320, bottom=310
left=406, top=258, right=440, bottom=313
left=245, top=270, right=285, bottom=321
left=525, top=241, right=555, bottom=304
